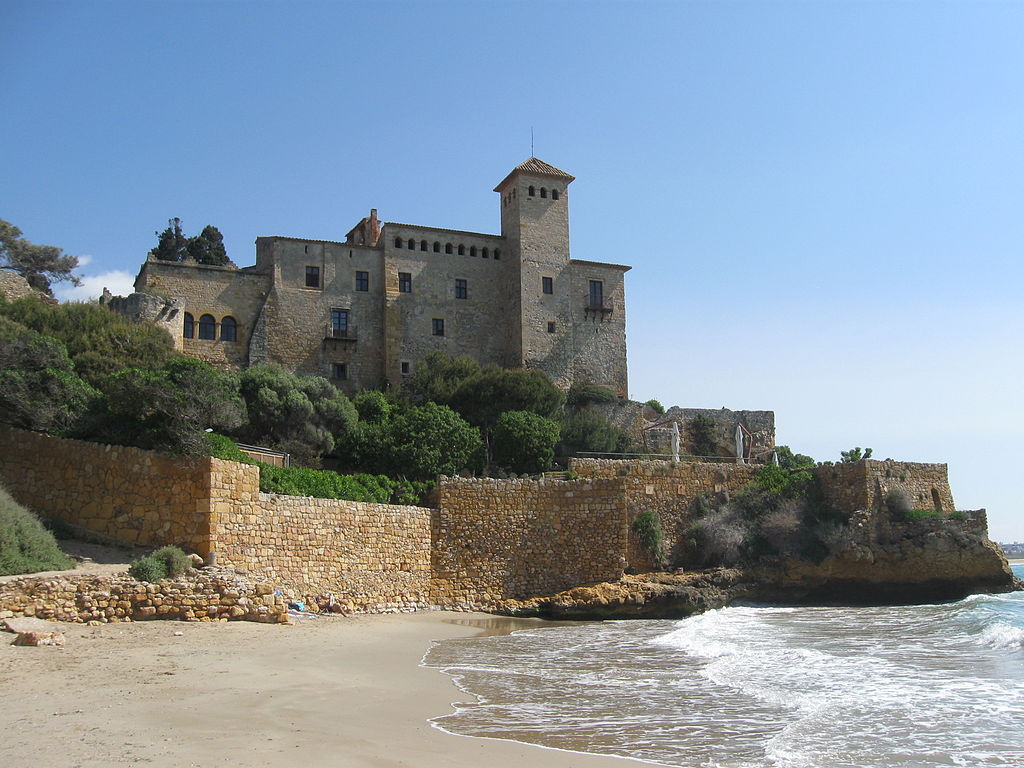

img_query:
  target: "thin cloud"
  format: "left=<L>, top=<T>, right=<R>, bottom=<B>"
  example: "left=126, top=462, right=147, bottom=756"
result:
left=55, top=270, right=136, bottom=303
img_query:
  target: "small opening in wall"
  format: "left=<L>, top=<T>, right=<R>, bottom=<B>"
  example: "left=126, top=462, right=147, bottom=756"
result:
left=433, top=242, right=440, bottom=253
left=528, top=186, right=535, bottom=197
left=547, top=321, right=556, bottom=333
left=540, top=187, right=547, bottom=198
left=445, top=243, right=453, bottom=254
left=394, top=237, right=402, bottom=248
left=552, top=189, right=560, bottom=200
left=458, top=244, right=465, bottom=255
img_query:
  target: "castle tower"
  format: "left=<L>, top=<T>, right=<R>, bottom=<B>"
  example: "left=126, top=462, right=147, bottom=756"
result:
left=494, top=158, right=577, bottom=385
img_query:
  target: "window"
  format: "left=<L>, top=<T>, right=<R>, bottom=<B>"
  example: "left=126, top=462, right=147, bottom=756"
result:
left=455, top=278, right=467, bottom=299
left=542, top=276, right=553, bottom=295
left=183, top=312, right=194, bottom=339
left=420, top=240, right=428, bottom=251
left=552, top=189, right=560, bottom=200
left=407, top=238, right=415, bottom=250
left=331, top=309, right=349, bottom=335
left=305, top=266, right=320, bottom=288
left=470, top=246, right=477, bottom=257
left=400, top=361, right=411, bottom=376
left=433, top=241, right=440, bottom=253
left=547, top=321, right=556, bottom=334
left=458, top=244, right=465, bottom=255
left=394, top=237, right=402, bottom=248
left=355, top=271, right=369, bottom=291
left=198, top=314, right=216, bottom=340
left=445, top=243, right=453, bottom=254
left=540, top=187, right=547, bottom=198
left=220, top=316, right=237, bottom=342
left=494, top=249, right=500, bottom=260
left=398, top=272, right=412, bottom=293
left=432, top=318, right=445, bottom=337
left=528, top=185, right=535, bottom=196
left=331, top=363, right=347, bottom=381
left=482, top=247, right=489, bottom=258
left=589, top=280, right=604, bottom=307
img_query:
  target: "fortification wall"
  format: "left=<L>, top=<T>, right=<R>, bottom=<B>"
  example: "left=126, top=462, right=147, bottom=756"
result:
left=571, top=459, right=759, bottom=570
left=431, top=476, right=629, bottom=607
left=0, top=427, right=219, bottom=557
left=813, top=460, right=956, bottom=518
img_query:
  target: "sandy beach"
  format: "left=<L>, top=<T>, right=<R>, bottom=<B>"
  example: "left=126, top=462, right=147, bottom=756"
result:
left=0, top=610, right=653, bottom=768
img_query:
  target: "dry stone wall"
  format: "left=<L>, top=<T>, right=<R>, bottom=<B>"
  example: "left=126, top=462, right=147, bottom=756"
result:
left=0, top=427, right=219, bottom=556
left=431, top=476, right=629, bottom=608
left=813, top=460, right=957, bottom=518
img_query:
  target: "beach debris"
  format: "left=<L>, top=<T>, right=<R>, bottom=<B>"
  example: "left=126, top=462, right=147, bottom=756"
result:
left=12, top=631, right=65, bottom=647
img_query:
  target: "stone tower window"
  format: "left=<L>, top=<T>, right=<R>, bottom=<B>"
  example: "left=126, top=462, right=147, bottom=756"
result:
left=198, top=314, right=216, bottom=340
left=220, top=316, right=237, bottom=342
left=528, top=186, right=535, bottom=197
left=401, top=361, right=411, bottom=376
left=183, top=312, right=194, bottom=339
left=542, top=276, right=553, bottom=295
left=494, top=249, right=501, bottom=260
left=445, top=243, right=453, bottom=254
left=305, top=266, right=320, bottom=288
left=394, top=237, right=402, bottom=248
left=470, top=246, right=477, bottom=257
left=512, top=188, right=516, bottom=198
left=547, top=321, right=556, bottom=334
left=331, top=363, right=347, bottom=381
left=398, top=272, right=412, bottom=293
left=407, top=239, right=415, bottom=250
left=420, top=240, right=428, bottom=251
left=458, top=245, right=465, bottom=256
left=552, top=189, right=560, bottom=200
left=482, top=247, right=489, bottom=258
left=540, top=187, right=547, bottom=198
left=432, top=318, right=445, bottom=337
left=433, top=242, right=440, bottom=253
left=355, top=271, right=369, bottom=292
left=455, top=278, right=467, bottom=299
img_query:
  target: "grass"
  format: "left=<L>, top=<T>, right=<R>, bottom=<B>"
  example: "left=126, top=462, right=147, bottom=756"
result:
left=0, top=483, right=75, bottom=576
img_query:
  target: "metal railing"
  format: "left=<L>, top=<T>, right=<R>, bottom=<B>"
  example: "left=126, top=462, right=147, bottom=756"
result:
left=324, top=324, right=358, bottom=340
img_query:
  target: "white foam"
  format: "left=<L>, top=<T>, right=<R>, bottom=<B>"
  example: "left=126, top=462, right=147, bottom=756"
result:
left=979, top=621, right=1024, bottom=650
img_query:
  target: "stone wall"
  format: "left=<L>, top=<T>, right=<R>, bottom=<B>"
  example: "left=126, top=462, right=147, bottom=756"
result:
left=431, top=476, right=629, bottom=608
left=0, top=570, right=289, bottom=624
left=571, top=459, right=760, bottom=570
left=0, top=428, right=220, bottom=557
left=813, top=460, right=957, bottom=518
left=0, top=269, right=40, bottom=302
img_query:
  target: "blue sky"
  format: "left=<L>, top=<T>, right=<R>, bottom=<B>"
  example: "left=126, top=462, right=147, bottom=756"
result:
left=3, top=1, right=1022, bottom=540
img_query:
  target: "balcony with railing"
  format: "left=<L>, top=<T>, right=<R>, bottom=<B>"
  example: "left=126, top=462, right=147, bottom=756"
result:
left=584, top=296, right=614, bottom=316
left=324, top=323, right=358, bottom=341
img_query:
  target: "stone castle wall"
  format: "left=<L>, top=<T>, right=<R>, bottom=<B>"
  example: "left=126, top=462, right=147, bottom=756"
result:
left=813, top=459, right=956, bottom=518
left=0, top=269, right=41, bottom=302
left=432, top=476, right=630, bottom=608
left=571, top=459, right=760, bottom=570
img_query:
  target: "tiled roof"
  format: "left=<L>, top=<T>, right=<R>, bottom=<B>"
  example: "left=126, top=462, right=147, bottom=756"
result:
left=494, top=157, right=575, bottom=191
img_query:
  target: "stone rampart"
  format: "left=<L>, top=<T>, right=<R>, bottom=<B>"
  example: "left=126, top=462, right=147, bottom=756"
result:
left=813, top=459, right=956, bottom=518
left=431, top=476, right=629, bottom=608
left=571, top=458, right=760, bottom=570
left=0, top=428, right=221, bottom=557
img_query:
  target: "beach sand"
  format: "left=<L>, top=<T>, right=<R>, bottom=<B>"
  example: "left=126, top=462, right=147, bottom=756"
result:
left=0, top=611, right=653, bottom=767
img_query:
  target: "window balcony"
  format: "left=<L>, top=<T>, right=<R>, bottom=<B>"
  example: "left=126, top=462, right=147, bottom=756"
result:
left=584, top=296, right=614, bottom=315
left=324, top=324, right=358, bottom=341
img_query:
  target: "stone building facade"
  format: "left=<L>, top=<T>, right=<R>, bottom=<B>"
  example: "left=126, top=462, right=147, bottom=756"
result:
left=120, top=158, right=630, bottom=394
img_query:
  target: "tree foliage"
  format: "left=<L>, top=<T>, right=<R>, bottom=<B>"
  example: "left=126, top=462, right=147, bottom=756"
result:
left=558, top=408, right=633, bottom=457
left=149, top=217, right=189, bottom=262
left=840, top=446, right=873, bottom=463
left=492, top=410, right=560, bottom=474
left=0, top=483, right=74, bottom=576
left=0, top=318, right=98, bottom=434
left=687, top=414, right=719, bottom=459
left=150, top=218, right=229, bottom=266
left=775, top=445, right=816, bottom=470
left=0, top=218, right=80, bottom=295
left=236, top=364, right=357, bottom=466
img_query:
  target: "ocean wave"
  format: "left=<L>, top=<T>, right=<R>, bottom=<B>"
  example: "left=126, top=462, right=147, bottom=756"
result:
left=978, top=621, right=1024, bottom=650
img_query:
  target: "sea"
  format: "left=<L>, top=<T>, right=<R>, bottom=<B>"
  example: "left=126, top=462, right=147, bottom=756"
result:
left=423, top=563, right=1024, bottom=768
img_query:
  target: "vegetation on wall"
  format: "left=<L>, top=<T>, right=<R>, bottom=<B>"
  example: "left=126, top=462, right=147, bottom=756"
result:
left=840, top=446, right=873, bottom=463
left=644, top=399, right=665, bottom=415
left=632, top=510, right=666, bottom=569
left=150, top=218, right=230, bottom=266
left=0, top=483, right=74, bottom=576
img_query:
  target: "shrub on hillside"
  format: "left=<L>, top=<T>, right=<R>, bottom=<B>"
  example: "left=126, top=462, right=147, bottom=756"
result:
left=558, top=409, right=634, bottom=457
left=492, top=410, right=560, bottom=474
left=0, top=483, right=74, bottom=576
left=632, top=510, right=666, bottom=569
left=128, top=555, right=167, bottom=582
left=644, top=399, right=665, bottom=415
left=151, top=545, right=191, bottom=577
left=566, top=382, right=618, bottom=407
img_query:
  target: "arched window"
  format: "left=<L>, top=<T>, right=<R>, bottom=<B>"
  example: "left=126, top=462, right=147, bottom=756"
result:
left=221, top=316, right=237, bottom=342
left=433, top=241, right=440, bottom=252
left=512, top=188, right=516, bottom=198
left=445, top=243, right=453, bottom=254
left=482, top=247, right=489, bottom=258
left=552, top=189, right=560, bottom=200
left=458, top=244, right=465, bottom=255
left=183, top=312, right=194, bottom=339
left=493, top=249, right=501, bottom=260
left=407, top=238, right=415, bottom=250
left=540, top=187, right=547, bottom=198
left=420, top=240, right=428, bottom=251
left=394, top=237, right=402, bottom=248
left=528, top=186, right=535, bottom=196
left=470, top=246, right=477, bottom=257
left=198, top=314, right=216, bottom=340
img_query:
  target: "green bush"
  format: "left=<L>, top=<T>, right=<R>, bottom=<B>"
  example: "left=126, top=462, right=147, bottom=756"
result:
left=905, top=508, right=942, bottom=521
left=492, top=410, right=560, bottom=474
left=259, top=464, right=395, bottom=503
left=0, top=483, right=75, bottom=576
left=566, top=383, right=619, bottom=407
left=686, top=415, right=718, bottom=460
left=884, top=488, right=912, bottom=519
left=949, top=511, right=969, bottom=521
left=644, top=399, right=665, bottom=415
left=632, top=510, right=666, bottom=569
left=129, top=555, right=167, bottom=582
left=151, top=545, right=191, bottom=577
left=204, top=432, right=257, bottom=464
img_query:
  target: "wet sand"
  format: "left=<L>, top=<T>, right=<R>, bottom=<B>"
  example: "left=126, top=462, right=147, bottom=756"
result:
left=0, top=611, right=653, bottom=767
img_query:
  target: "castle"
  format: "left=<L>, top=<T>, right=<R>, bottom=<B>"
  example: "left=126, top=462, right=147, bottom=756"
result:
left=115, top=158, right=630, bottom=395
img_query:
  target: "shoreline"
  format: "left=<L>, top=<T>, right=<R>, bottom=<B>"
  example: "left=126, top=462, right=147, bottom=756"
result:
left=0, top=611, right=655, bottom=767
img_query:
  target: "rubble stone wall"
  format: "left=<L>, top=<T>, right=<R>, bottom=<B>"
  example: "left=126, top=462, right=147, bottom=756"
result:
left=571, top=459, right=760, bottom=570
left=431, top=476, right=630, bottom=608
left=813, top=460, right=957, bottom=518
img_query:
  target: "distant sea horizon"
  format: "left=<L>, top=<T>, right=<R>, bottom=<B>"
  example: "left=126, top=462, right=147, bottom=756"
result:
left=426, top=564, right=1024, bottom=768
